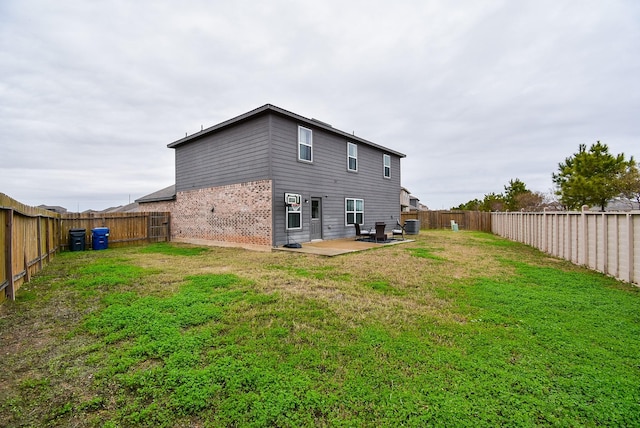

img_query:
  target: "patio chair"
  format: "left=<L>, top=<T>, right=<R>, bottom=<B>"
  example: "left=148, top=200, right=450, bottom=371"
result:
left=373, top=222, right=387, bottom=243
left=392, top=220, right=405, bottom=240
left=354, top=223, right=373, bottom=240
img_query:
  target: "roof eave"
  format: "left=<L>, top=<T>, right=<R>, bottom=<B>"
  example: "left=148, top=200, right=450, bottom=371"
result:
left=166, top=104, right=406, bottom=158
left=136, top=195, right=176, bottom=204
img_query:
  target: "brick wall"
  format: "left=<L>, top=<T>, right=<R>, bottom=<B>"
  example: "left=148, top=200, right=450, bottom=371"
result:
left=138, top=200, right=175, bottom=213
left=140, top=180, right=273, bottom=247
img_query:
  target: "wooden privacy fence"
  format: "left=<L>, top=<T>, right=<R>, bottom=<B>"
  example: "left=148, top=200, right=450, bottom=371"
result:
left=60, top=212, right=170, bottom=250
left=1, top=192, right=170, bottom=302
left=492, top=209, right=640, bottom=286
left=401, top=210, right=492, bottom=232
left=1, top=193, right=60, bottom=302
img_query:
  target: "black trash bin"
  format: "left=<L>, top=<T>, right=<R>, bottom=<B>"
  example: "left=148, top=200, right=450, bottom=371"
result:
left=92, top=227, right=110, bottom=250
left=69, top=228, right=86, bottom=251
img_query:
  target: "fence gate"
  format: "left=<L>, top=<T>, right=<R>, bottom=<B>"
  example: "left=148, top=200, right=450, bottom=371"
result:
left=149, top=212, right=170, bottom=242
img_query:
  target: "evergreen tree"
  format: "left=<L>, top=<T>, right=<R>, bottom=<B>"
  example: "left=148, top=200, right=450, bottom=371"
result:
left=552, top=141, right=633, bottom=211
left=503, top=178, right=529, bottom=211
left=452, top=198, right=484, bottom=211
left=481, top=193, right=505, bottom=212
left=618, top=161, right=640, bottom=207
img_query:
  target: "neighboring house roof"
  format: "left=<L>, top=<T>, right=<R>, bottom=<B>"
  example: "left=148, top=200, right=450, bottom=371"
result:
left=590, top=199, right=640, bottom=212
left=408, top=195, right=426, bottom=210
left=101, top=206, right=122, bottom=213
left=136, top=185, right=177, bottom=203
left=167, top=104, right=406, bottom=158
left=102, top=202, right=140, bottom=213
left=38, top=205, right=67, bottom=214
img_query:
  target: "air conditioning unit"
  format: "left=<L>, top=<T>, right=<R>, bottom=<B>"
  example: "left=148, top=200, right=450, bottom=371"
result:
left=285, top=193, right=301, bottom=205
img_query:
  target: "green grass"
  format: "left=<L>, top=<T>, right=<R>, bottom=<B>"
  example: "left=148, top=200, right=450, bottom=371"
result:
left=1, top=232, right=639, bottom=427
left=138, top=242, right=210, bottom=257
left=267, top=264, right=352, bottom=281
left=406, top=246, right=447, bottom=261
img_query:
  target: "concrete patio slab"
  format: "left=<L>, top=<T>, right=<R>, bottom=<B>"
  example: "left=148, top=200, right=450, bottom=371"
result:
left=273, top=237, right=413, bottom=256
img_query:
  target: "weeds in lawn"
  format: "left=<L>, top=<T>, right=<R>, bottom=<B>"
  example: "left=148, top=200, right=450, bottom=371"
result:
left=139, top=242, right=210, bottom=257
left=363, top=279, right=406, bottom=296
left=406, top=246, right=446, bottom=261
left=1, top=231, right=639, bottom=427
left=266, top=264, right=352, bottom=281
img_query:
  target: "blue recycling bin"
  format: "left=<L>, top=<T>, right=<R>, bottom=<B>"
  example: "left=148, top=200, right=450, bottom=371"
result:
left=92, top=227, right=110, bottom=250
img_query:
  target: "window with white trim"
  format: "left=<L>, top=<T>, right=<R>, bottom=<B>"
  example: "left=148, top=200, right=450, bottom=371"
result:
left=383, top=154, right=391, bottom=178
left=298, top=126, right=312, bottom=162
left=286, top=204, right=302, bottom=230
left=345, top=198, right=364, bottom=225
left=347, top=142, right=357, bottom=171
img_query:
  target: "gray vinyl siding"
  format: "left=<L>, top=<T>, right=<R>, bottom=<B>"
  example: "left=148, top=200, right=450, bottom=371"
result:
left=175, top=115, right=270, bottom=192
left=269, top=114, right=401, bottom=246
left=170, top=108, right=402, bottom=247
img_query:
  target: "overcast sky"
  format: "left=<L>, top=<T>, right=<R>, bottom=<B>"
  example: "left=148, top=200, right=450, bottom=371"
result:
left=1, top=0, right=639, bottom=211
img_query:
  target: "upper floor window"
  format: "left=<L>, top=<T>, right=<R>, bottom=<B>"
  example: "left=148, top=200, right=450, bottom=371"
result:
left=383, top=154, right=391, bottom=178
left=347, top=142, right=357, bottom=171
left=298, top=126, right=313, bottom=162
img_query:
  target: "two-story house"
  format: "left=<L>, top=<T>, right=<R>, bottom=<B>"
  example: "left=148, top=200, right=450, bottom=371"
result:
left=137, top=104, right=405, bottom=248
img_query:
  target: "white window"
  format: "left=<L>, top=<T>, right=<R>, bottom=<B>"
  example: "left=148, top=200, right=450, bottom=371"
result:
left=298, top=126, right=312, bottom=162
left=347, top=142, right=357, bottom=171
left=383, top=154, right=391, bottom=178
left=345, top=198, right=364, bottom=225
left=286, top=204, right=302, bottom=230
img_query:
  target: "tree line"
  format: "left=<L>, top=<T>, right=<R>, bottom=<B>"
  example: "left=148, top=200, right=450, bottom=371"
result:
left=452, top=141, right=639, bottom=212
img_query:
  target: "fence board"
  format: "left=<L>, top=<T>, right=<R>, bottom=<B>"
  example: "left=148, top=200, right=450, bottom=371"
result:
left=2, top=209, right=13, bottom=300
left=492, top=209, right=640, bottom=286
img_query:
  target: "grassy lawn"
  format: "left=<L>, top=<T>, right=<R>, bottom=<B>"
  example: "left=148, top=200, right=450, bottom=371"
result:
left=1, top=230, right=639, bottom=427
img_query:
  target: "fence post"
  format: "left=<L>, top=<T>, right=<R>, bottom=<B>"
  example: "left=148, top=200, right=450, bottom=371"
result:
left=564, top=214, right=569, bottom=261
left=602, top=213, right=608, bottom=274
left=4, top=209, right=15, bottom=301
left=580, top=206, right=586, bottom=265
left=543, top=212, right=547, bottom=252
left=627, top=213, right=634, bottom=283
left=553, top=213, right=558, bottom=257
